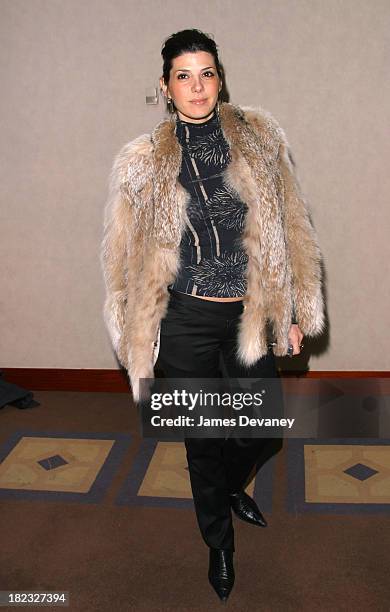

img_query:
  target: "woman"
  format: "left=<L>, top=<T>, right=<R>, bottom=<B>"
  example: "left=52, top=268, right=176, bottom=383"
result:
left=101, top=29, right=324, bottom=602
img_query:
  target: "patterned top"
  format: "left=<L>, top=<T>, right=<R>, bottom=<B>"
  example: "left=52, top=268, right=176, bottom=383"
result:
left=170, top=110, right=249, bottom=297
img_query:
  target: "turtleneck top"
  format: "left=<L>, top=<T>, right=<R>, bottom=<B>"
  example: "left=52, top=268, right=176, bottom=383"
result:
left=169, top=108, right=297, bottom=323
left=169, top=110, right=249, bottom=298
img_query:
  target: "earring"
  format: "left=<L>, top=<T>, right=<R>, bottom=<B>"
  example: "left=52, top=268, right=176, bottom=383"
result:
left=167, top=97, right=174, bottom=113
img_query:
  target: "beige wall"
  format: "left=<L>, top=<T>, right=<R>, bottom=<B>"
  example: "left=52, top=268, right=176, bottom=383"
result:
left=1, top=0, right=389, bottom=372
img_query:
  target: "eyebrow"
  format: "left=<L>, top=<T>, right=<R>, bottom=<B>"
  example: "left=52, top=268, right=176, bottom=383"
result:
left=174, top=66, right=215, bottom=73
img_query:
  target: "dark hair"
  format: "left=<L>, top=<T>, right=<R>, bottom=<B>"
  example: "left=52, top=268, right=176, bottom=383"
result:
left=161, top=29, right=223, bottom=85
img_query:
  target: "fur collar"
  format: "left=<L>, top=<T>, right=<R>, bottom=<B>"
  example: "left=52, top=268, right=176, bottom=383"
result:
left=150, top=101, right=282, bottom=160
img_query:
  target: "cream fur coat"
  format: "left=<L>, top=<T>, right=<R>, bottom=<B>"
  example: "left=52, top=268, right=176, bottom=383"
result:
left=101, top=102, right=325, bottom=403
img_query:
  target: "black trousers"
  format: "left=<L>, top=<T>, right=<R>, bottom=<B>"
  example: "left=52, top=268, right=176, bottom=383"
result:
left=155, top=288, right=280, bottom=551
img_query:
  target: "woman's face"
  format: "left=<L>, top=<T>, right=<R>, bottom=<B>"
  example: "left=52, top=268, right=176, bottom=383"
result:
left=160, top=51, right=222, bottom=123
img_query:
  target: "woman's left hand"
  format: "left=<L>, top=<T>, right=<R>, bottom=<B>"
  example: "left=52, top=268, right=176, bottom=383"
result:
left=288, top=324, right=304, bottom=356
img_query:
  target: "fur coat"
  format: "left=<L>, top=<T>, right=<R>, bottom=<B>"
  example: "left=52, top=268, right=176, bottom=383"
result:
left=100, top=101, right=325, bottom=403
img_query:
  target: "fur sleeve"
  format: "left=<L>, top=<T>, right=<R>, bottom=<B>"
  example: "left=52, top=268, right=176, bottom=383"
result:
left=100, top=134, right=152, bottom=360
left=277, top=137, right=325, bottom=336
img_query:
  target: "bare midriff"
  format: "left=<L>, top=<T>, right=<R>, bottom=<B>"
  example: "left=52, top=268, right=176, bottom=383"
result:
left=175, top=290, right=245, bottom=303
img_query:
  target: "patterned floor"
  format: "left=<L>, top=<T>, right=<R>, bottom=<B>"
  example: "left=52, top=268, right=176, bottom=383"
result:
left=287, top=438, right=390, bottom=514
left=0, top=431, right=389, bottom=515
left=0, top=431, right=131, bottom=503
left=115, top=438, right=276, bottom=510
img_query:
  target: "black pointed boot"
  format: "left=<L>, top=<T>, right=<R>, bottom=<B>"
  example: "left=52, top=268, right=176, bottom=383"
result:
left=208, top=548, right=235, bottom=603
left=230, top=490, right=267, bottom=527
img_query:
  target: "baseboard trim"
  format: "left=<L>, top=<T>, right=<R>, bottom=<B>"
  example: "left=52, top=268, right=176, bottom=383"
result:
left=1, top=368, right=389, bottom=393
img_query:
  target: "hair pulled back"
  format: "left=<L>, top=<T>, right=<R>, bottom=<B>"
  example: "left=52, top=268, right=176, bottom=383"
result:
left=161, top=29, right=223, bottom=85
